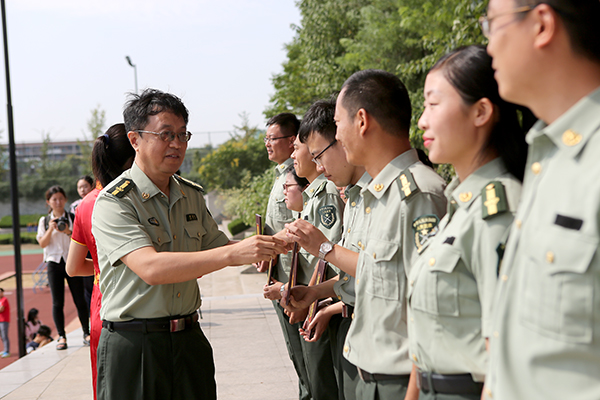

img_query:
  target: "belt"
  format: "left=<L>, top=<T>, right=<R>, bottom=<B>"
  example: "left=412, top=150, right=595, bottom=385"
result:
left=341, top=304, right=354, bottom=318
left=357, top=367, right=409, bottom=383
left=417, top=371, right=483, bottom=395
left=102, top=312, right=199, bottom=333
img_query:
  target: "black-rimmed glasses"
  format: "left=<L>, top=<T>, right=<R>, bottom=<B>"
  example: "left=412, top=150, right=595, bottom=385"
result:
left=311, top=139, right=337, bottom=166
left=136, top=130, right=192, bottom=142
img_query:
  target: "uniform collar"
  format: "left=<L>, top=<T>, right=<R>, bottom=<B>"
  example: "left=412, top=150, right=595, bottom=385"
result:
left=345, top=171, right=372, bottom=201
left=446, top=157, right=507, bottom=211
left=276, top=158, right=294, bottom=176
left=526, top=86, right=600, bottom=158
left=130, top=162, right=180, bottom=203
left=303, top=174, right=327, bottom=201
left=362, top=148, right=418, bottom=199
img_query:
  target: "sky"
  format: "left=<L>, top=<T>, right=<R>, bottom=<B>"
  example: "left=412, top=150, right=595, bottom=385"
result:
left=0, top=0, right=301, bottom=149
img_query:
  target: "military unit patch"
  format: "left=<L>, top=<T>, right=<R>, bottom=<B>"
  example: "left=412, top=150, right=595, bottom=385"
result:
left=412, top=214, right=440, bottom=252
left=481, top=181, right=508, bottom=219
left=108, top=179, right=134, bottom=198
left=398, top=169, right=418, bottom=200
left=318, top=205, right=337, bottom=229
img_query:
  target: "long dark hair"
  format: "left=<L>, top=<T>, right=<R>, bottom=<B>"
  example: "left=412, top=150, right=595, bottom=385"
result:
left=430, top=45, right=533, bottom=181
left=92, top=123, right=135, bottom=187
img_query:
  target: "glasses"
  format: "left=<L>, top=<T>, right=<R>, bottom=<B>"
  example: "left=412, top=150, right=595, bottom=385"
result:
left=282, top=183, right=300, bottom=191
left=311, top=139, right=337, bottom=166
left=264, top=135, right=294, bottom=144
left=479, top=5, right=534, bottom=38
left=136, top=130, right=192, bottom=142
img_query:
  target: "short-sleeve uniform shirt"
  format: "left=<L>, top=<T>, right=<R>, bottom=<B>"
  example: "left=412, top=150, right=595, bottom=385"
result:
left=265, top=158, right=296, bottom=282
left=333, top=172, right=372, bottom=306
left=407, top=158, right=521, bottom=382
left=344, top=149, right=447, bottom=375
left=92, top=162, right=229, bottom=322
left=486, top=87, right=600, bottom=400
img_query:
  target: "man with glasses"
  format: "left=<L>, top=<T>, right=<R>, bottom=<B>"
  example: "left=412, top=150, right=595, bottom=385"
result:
left=92, top=89, right=286, bottom=400
left=281, top=97, right=370, bottom=400
left=480, top=1, right=600, bottom=399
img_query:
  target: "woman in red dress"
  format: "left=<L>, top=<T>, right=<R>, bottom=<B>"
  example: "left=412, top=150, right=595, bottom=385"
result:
left=66, top=123, right=135, bottom=399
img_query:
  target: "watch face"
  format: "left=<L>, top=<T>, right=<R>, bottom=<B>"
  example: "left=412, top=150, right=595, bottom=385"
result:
left=321, top=241, right=333, bottom=253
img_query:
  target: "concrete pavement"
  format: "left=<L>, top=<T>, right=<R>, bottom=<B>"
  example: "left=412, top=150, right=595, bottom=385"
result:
left=0, top=264, right=299, bottom=399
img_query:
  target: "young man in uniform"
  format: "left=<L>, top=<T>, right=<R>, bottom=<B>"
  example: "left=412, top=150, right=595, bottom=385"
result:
left=266, top=103, right=345, bottom=399
left=92, top=89, right=286, bottom=400
left=282, top=97, right=370, bottom=400
left=481, top=1, right=600, bottom=399
left=285, top=70, right=447, bottom=400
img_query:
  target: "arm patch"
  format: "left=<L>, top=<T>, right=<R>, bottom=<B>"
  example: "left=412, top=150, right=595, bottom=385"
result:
left=398, top=168, right=419, bottom=200
left=107, top=179, right=135, bottom=198
left=318, top=205, right=337, bottom=229
left=481, top=181, right=508, bottom=220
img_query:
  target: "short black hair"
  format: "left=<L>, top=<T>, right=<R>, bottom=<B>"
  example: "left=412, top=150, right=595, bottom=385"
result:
left=266, top=113, right=300, bottom=138
left=37, top=325, right=52, bottom=338
left=515, top=0, right=600, bottom=62
left=285, top=165, right=309, bottom=188
left=340, top=69, right=412, bottom=138
left=298, top=98, right=336, bottom=143
left=123, top=89, right=189, bottom=133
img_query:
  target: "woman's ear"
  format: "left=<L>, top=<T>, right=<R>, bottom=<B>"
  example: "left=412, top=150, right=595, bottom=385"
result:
left=473, top=98, right=495, bottom=128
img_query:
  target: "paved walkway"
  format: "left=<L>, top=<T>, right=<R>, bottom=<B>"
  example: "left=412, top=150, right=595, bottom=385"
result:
left=0, top=265, right=298, bottom=399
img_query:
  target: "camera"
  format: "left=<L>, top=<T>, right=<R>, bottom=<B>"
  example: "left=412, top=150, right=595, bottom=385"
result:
left=54, top=216, right=69, bottom=232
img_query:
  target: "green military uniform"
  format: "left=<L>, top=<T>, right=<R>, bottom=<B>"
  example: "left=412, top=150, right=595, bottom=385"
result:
left=343, top=149, right=447, bottom=400
left=330, top=171, right=371, bottom=400
left=296, top=174, right=345, bottom=400
left=92, top=162, right=229, bottom=400
left=406, top=158, right=521, bottom=400
left=266, top=158, right=313, bottom=400
left=486, top=87, right=600, bottom=400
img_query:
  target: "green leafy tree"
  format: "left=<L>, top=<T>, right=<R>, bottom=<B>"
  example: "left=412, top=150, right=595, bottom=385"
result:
left=222, top=168, right=275, bottom=227
left=197, top=113, right=270, bottom=190
left=79, top=106, right=106, bottom=176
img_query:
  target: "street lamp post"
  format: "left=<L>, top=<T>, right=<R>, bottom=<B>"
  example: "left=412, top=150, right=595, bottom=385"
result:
left=125, top=55, right=138, bottom=94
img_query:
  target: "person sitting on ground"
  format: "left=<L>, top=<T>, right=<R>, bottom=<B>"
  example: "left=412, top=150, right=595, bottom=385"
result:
left=26, top=325, right=53, bottom=353
left=24, top=307, right=42, bottom=342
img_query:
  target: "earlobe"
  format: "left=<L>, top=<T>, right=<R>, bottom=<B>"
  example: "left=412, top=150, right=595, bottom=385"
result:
left=356, top=109, right=368, bottom=137
left=128, top=131, right=140, bottom=149
left=473, top=98, right=495, bottom=128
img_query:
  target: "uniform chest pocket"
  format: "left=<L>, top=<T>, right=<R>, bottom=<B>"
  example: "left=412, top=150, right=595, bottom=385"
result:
left=146, top=226, right=172, bottom=249
left=273, top=198, right=292, bottom=222
left=519, top=226, right=597, bottom=343
left=411, top=246, right=461, bottom=316
left=364, top=239, right=401, bottom=300
left=184, top=222, right=206, bottom=251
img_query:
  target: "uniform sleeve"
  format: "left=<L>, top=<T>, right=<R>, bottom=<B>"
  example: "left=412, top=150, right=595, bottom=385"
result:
left=472, top=212, right=514, bottom=337
left=314, top=186, right=345, bottom=244
left=92, top=193, right=153, bottom=267
left=402, top=191, right=447, bottom=277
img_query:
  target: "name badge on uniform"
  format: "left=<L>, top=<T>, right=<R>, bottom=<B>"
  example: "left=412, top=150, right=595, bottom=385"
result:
left=148, top=217, right=160, bottom=226
left=186, top=214, right=198, bottom=222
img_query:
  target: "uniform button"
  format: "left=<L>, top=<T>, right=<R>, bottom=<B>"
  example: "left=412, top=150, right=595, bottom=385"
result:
left=429, top=258, right=436, bottom=266
left=410, top=280, right=414, bottom=286
left=344, top=345, right=349, bottom=353
left=515, top=219, right=522, bottom=229
left=531, top=162, right=542, bottom=175
left=157, top=237, right=161, bottom=243
left=356, top=279, right=359, bottom=284
left=501, top=275, right=508, bottom=282
left=337, top=295, right=342, bottom=300
left=348, top=228, right=351, bottom=233
left=351, top=313, right=355, bottom=320
left=304, top=201, right=308, bottom=206
left=177, top=292, right=181, bottom=298
left=343, top=276, right=349, bottom=281
left=486, top=388, right=493, bottom=398
left=412, top=354, right=418, bottom=362
left=310, top=188, right=314, bottom=193
left=365, top=207, right=371, bottom=214
left=351, top=202, right=356, bottom=207
left=494, top=331, right=499, bottom=338
left=546, top=251, right=555, bottom=263
left=173, top=235, right=177, bottom=240
left=410, top=317, right=414, bottom=322
left=372, top=253, right=377, bottom=259
left=197, top=232, right=201, bottom=237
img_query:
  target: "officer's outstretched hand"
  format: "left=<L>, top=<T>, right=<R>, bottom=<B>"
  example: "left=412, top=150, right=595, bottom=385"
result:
left=230, top=235, right=287, bottom=266
left=282, top=285, right=318, bottom=313
left=284, top=219, right=326, bottom=257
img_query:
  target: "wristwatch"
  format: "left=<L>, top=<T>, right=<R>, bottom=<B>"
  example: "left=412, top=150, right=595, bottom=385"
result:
left=318, top=241, right=334, bottom=260
left=280, top=284, right=286, bottom=294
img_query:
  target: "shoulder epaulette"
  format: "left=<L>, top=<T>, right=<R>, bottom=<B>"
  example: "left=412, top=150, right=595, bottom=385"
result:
left=107, top=178, right=135, bottom=198
left=316, top=179, right=328, bottom=194
left=398, top=168, right=419, bottom=200
left=481, top=181, right=508, bottom=220
left=174, top=174, right=205, bottom=193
